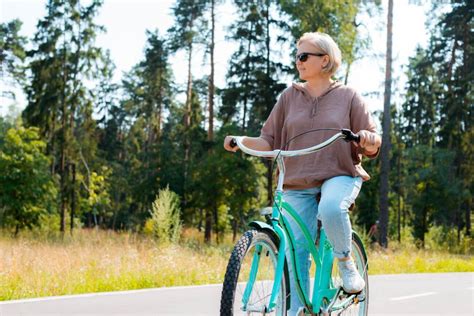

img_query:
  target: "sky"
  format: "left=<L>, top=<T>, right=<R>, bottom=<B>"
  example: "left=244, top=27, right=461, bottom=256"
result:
left=1, top=0, right=432, bottom=124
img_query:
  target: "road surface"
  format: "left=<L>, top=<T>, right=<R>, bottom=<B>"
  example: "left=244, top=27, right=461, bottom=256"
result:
left=1, top=272, right=473, bottom=315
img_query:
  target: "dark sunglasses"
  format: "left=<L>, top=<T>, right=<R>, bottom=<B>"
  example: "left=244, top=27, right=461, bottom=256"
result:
left=296, top=52, right=326, bottom=62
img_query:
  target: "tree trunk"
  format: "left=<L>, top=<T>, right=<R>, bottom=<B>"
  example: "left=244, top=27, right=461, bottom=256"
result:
left=208, top=0, right=215, bottom=142
left=402, top=194, right=406, bottom=229
left=379, top=0, right=393, bottom=248
left=264, top=1, right=273, bottom=204
left=344, top=62, right=351, bottom=85
left=242, top=23, right=254, bottom=131
left=265, top=0, right=270, bottom=77
left=59, top=152, right=67, bottom=233
left=462, top=23, right=471, bottom=237
left=397, top=146, right=401, bottom=243
left=60, top=44, right=68, bottom=234
left=465, top=202, right=471, bottom=237
left=198, top=208, right=203, bottom=232
left=112, top=191, right=119, bottom=230
left=183, top=42, right=193, bottom=210
left=232, top=219, right=238, bottom=242
left=214, top=204, right=219, bottom=244
left=205, top=0, right=217, bottom=244
left=49, top=112, right=56, bottom=175
left=185, top=43, right=193, bottom=130
left=457, top=214, right=461, bottom=244
left=70, top=163, right=76, bottom=233
left=69, top=1, right=81, bottom=234
left=205, top=209, right=212, bottom=243
left=421, top=206, right=427, bottom=249
left=14, top=224, right=20, bottom=238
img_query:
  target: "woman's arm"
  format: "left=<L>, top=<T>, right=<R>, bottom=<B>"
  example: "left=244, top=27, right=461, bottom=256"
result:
left=223, top=136, right=272, bottom=152
left=350, top=91, right=382, bottom=157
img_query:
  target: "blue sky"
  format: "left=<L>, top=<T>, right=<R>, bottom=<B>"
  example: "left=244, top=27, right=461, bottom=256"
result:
left=1, top=0, right=432, bottom=124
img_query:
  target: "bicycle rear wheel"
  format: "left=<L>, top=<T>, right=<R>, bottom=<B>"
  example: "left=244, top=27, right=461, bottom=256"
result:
left=330, top=233, right=369, bottom=315
left=220, top=230, right=288, bottom=316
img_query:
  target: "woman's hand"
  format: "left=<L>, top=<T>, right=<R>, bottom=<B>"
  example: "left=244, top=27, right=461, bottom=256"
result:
left=224, top=136, right=239, bottom=152
left=356, top=130, right=381, bottom=155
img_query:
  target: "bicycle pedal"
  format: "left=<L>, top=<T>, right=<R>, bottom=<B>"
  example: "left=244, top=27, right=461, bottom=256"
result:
left=340, top=286, right=363, bottom=296
left=355, top=292, right=366, bottom=302
left=338, top=291, right=366, bottom=304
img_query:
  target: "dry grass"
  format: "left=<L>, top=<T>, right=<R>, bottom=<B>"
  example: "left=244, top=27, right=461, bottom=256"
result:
left=367, top=242, right=474, bottom=274
left=0, top=229, right=230, bottom=301
left=1, top=228, right=472, bottom=301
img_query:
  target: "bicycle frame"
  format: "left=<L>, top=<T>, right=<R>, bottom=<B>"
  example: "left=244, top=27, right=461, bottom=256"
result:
left=242, top=188, right=338, bottom=314
left=234, top=131, right=363, bottom=314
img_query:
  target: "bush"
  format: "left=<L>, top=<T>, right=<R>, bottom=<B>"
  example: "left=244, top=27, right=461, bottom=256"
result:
left=0, top=126, right=57, bottom=235
left=425, top=225, right=473, bottom=255
left=145, top=187, right=182, bottom=243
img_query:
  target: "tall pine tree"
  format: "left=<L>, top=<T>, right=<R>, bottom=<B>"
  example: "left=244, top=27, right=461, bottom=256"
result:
left=23, top=0, right=107, bottom=233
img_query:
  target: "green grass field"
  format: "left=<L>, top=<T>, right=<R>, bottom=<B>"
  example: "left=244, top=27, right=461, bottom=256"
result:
left=1, top=228, right=472, bottom=301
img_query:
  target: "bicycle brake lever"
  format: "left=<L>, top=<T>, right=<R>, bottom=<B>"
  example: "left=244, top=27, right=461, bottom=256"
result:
left=341, top=129, right=360, bottom=143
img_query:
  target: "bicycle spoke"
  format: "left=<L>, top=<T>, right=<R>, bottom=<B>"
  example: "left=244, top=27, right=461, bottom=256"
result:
left=222, top=231, right=286, bottom=316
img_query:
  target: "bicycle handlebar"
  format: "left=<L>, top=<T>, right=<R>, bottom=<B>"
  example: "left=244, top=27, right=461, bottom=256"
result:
left=230, top=129, right=360, bottom=158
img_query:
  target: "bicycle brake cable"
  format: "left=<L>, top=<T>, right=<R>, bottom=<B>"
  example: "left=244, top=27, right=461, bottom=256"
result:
left=271, top=128, right=343, bottom=188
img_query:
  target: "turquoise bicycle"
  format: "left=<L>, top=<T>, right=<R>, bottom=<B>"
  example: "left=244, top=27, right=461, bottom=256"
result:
left=220, top=129, right=369, bottom=316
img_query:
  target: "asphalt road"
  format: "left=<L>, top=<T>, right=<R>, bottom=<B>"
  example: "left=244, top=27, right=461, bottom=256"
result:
left=1, top=272, right=473, bottom=316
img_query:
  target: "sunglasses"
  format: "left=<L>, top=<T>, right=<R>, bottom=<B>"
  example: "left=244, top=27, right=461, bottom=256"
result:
left=296, top=52, right=326, bottom=62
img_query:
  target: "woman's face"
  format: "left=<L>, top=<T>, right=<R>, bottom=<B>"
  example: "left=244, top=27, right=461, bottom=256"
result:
left=296, top=41, right=329, bottom=81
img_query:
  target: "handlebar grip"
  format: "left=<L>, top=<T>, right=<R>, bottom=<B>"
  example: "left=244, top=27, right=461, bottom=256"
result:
left=229, top=138, right=237, bottom=148
left=341, top=129, right=360, bottom=143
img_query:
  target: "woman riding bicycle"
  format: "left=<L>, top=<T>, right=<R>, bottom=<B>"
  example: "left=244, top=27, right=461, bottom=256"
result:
left=224, top=32, right=381, bottom=316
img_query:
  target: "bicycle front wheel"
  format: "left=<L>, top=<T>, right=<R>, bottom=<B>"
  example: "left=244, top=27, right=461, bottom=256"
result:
left=220, top=230, right=288, bottom=316
left=330, top=233, right=369, bottom=315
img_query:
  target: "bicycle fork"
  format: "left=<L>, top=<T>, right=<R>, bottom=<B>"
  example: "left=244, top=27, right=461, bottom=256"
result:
left=241, top=225, right=287, bottom=313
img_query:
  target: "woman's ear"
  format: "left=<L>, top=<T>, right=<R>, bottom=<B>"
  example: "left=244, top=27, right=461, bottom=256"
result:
left=322, top=55, right=330, bottom=69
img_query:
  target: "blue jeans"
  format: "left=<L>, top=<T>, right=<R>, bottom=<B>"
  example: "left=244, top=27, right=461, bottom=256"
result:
left=282, top=175, right=362, bottom=315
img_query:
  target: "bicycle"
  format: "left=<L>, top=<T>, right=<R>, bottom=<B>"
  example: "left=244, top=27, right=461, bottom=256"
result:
left=220, top=129, right=369, bottom=316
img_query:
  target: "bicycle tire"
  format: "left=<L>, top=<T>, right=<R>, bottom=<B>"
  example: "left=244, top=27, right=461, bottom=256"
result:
left=220, top=229, right=288, bottom=316
left=329, top=233, right=369, bottom=316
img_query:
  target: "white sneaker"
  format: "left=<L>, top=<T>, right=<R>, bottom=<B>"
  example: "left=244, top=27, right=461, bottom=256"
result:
left=338, top=259, right=365, bottom=293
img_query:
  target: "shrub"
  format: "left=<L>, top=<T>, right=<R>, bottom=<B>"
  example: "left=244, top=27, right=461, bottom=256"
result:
left=0, top=126, right=57, bottom=235
left=425, top=225, right=473, bottom=255
left=145, top=187, right=182, bottom=243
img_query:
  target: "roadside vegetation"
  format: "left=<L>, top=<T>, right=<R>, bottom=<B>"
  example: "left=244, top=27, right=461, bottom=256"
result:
left=1, top=227, right=472, bottom=301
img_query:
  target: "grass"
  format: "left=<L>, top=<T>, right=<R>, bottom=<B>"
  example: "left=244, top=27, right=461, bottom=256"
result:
left=368, top=245, right=473, bottom=274
left=1, top=228, right=473, bottom=301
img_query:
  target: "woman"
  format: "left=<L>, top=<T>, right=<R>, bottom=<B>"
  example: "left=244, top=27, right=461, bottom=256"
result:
left=224, top=32, right=381, bottom=315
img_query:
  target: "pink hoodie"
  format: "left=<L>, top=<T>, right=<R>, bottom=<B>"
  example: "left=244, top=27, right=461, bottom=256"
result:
left=260, top=81, right=379, bottom=190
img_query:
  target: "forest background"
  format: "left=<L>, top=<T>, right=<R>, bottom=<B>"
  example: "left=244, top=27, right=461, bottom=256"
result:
left=0, top=0, right=472, bottom=300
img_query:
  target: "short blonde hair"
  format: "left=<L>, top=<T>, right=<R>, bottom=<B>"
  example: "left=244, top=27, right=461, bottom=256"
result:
left=297, top=32, right=342, bottom=76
